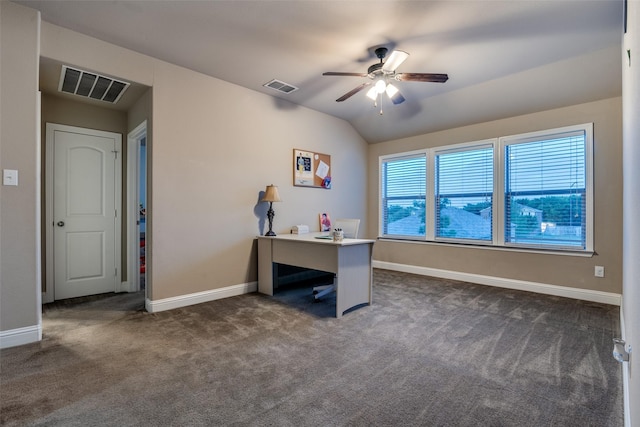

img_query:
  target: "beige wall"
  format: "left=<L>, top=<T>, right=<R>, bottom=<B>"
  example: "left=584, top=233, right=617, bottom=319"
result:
left=0, top=2, right=41, bottom=333
left=128, top=88, right=152, bottom=134
left=41, top=94, right=128, bottom=135
left=622, top=1, right=640, bottom=424
left=39, top=22, right=368, bottom=303
left=149, top=61, right=367, bottom=300
left=368, top=97, right=623, bottom=294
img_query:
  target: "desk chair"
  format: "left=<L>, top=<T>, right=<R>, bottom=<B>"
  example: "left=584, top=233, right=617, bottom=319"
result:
left=313, top=218, right=360, bottom=301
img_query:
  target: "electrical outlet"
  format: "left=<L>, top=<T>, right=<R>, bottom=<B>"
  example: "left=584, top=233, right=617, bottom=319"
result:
left=595, top=266, right=605, bottom=278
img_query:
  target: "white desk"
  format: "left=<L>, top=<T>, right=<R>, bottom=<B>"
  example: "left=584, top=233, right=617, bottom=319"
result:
left=257, top=232, right=375, bottom=318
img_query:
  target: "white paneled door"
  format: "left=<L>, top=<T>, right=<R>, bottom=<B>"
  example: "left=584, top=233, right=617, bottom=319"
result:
left=49, top=124, right=121, bottom=300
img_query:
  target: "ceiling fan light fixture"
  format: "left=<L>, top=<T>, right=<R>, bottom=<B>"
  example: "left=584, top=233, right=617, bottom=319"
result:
left=386, top=83, right=399, bottom=97
left=386, top=82, right=405, bottom=104
left=389, top=90, right=406, bottom=105
left=375, top=79, right=386, bottom=94
left=366, top=86, right=378, bottom=101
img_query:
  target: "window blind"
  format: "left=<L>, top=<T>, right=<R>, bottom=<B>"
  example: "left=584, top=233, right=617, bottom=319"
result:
left=381, top=154, right=427, bottom=237
left=504, top=130, right=587, bottom=249
left=435, top=145, right=493, bottom=241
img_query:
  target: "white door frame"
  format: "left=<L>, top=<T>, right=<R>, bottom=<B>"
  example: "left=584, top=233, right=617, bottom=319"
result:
left=126, top=121, right=147, bottom=293
left=44, top=123, right=123, bottom=303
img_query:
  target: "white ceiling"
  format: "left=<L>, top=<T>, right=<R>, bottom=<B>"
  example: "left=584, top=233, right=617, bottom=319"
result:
left=17, top=0, right=623, bottom=143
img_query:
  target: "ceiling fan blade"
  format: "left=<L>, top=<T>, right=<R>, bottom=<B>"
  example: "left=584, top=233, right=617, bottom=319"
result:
left=396, top=73, right=449, bottom=83
left=382, top=50, right=409, bottom=73
left=323, top=72, right=368, bottom=77
left=335, top=83, right=371, bottom=102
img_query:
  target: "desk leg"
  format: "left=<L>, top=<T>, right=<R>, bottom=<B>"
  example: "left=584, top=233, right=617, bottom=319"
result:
left=258, top=238, right=274, bottom=296
left=335, top=243, right=373, bottom=318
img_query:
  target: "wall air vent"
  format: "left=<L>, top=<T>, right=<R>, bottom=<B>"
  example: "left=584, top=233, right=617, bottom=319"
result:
left=58, top=66, right=130, bottom=104
left=263, top=79, right=299, bottom=94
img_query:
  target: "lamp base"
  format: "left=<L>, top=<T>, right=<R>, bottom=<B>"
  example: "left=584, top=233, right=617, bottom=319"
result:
left=265, top=204, right=276, bottom=236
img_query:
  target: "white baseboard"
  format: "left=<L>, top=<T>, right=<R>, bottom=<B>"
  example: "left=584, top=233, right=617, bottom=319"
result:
left=0, top=324, right=42, bottom=349
left=146, top=281, right=258, bottom=313
left=372, top=261, right=621, bottom=306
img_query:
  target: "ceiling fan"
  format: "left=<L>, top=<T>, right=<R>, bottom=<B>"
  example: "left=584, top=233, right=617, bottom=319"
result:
left=323, top=47, right=448, bottom=109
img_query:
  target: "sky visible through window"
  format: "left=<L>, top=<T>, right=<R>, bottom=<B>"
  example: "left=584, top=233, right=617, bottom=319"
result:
left=507, top=135, right=586, bottom=193
left=437, top=146, right=493, bottom=209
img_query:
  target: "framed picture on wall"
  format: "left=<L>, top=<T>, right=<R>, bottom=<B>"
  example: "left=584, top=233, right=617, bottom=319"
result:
left=293, top=149, right=331, bottom=188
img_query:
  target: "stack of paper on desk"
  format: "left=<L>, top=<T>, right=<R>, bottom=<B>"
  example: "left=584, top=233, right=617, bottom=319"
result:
left=291, top=224, right=309, bottom=234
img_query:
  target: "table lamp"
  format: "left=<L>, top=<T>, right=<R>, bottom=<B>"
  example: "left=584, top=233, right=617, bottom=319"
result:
left=261, top=184, right=281, bottom=236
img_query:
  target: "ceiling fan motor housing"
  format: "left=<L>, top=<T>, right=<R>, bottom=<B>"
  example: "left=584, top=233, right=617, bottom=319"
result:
left=367, top=62, right=384, bottom=77
left=369, top=47, right=389, bottom=78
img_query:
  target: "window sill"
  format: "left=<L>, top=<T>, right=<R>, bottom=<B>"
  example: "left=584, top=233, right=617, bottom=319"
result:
left=376, top=237, right=595, bottom=258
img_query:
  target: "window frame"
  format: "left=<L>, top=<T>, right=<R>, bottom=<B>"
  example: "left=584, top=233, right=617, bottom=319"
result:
left=498, top=123, right=593, bottom=252
left=378, top=123, right=594, bottom=254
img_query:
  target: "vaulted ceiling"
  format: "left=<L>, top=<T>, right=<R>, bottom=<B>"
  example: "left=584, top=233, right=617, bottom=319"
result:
left=17, top=0, right=623, bottom=143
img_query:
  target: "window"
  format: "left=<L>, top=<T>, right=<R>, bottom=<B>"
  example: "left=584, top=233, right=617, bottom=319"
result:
left=502, top=125, right=592, bottom=250
left=380, top=152, right=427, bottom=237
left=435, top=143, right=494, bottom=242
left=379, top=123, right=593, bottom=253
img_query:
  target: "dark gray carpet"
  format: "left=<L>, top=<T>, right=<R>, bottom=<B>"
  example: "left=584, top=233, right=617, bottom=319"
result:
left=0, top=269, right=622, bottom=426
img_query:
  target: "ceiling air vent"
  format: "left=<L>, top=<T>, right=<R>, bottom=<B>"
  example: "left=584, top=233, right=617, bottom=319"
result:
left=263, top=79, right=299, bottom=94
left=58, top=66, right=130, bottom=104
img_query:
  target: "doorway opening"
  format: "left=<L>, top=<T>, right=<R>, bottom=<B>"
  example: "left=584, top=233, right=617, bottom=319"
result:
left=127, top=121, right=148, bottom=296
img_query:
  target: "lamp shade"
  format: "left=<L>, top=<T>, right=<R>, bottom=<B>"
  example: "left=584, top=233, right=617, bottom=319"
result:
left=261, top=184, right=281, bottom=203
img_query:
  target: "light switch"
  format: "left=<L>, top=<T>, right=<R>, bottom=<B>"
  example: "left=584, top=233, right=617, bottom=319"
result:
left=3, top=169, right=18, bottom=186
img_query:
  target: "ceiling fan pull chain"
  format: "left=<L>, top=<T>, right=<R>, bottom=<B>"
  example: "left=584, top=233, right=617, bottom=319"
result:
left=379, top=92, right=383, bottom=115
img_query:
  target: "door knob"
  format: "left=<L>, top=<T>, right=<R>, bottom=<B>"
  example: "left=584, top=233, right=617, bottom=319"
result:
left=57, top=221, right=65, bottom=227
